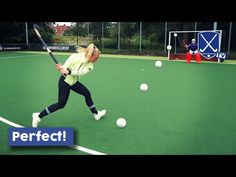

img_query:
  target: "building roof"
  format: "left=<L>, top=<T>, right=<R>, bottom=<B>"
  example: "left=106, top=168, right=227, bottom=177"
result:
left=53, top=24, right=71, bottom=36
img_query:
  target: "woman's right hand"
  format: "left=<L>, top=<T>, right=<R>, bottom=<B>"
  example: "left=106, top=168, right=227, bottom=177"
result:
left=60, top=68, right=69, bottom=75
left=56, top=63, right=63, bottom=71
left=56, top=63, right=68, bottom=76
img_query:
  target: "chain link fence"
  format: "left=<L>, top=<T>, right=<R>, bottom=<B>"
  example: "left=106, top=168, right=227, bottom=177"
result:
left=1, top=22, right=236, bottom=59
left=50, top=22, right=236, bottom=58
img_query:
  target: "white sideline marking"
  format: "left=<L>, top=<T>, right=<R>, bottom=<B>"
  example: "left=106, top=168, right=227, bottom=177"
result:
left=0, top=117, right=24, bottom=128
left=0, top=116, right=106, bottom=155
left=71, top=145, right=106, bottom=155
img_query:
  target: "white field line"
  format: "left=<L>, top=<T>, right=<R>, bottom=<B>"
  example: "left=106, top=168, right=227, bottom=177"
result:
left=0, top=116, right=106, bottom=155
left=0, top=55, right=42, bottom=60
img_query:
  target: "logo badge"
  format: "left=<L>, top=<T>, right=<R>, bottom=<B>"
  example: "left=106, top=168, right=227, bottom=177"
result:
left=198, top=32, right=220, bottom=59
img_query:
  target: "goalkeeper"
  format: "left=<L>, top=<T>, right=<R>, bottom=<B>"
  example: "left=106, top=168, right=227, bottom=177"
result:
left=185, top=38, right=201, bottom=64
left=32, top=43, right=106, bottom=127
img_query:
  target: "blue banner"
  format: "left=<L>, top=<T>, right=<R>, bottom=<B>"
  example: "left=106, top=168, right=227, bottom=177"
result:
left=198, top=31, right=220, bottom=59
left=8, top=128, right=74, bottom=146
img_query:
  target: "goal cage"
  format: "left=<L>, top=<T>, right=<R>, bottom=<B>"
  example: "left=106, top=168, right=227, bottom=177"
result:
left=167, top=30, right=223, bottom=63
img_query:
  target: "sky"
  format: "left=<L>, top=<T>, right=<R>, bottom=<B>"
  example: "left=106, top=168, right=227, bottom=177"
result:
left=55, top=22, right=74, bottom=26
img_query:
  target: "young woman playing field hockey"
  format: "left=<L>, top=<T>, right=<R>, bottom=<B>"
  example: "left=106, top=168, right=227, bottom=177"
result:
left=32, top=43, right=106, bottom=127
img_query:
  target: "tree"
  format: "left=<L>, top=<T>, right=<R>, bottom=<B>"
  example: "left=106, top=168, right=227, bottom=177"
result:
left=0, top=22, right=54, bottom=44
left=63, top=22, right=87, bottom=45
left=0, top=22, right=25, bottom=43
left=88, top=22, right=112, bottom=48
left=64, top=23, right=86, bottom=37
left=90, top=22, right=102, bottom=42
left=28, top=22, right=54, bottom=43
left=120, top=22, right=138, bottom=44
left=142, top=22, right=165, bottom=47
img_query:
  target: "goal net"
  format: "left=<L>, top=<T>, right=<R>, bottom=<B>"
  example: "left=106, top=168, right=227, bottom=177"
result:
left=167, top=30, right=222, bottom=62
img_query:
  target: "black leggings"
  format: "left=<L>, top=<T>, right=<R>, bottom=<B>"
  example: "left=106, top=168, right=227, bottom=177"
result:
left=39, top=76, right=95, bottom=118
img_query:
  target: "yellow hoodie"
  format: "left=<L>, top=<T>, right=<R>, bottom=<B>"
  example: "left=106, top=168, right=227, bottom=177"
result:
left=62, top=51, right=94, bottom=86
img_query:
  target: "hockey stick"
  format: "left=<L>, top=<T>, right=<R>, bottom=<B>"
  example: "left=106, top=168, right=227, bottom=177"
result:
left=183, top=39, right=189, bottom=49
left=33, top=24, right=67, bottom=76
left=33, top=24, right=59, bottom=64
left=183, top=39, right=187, bottom=46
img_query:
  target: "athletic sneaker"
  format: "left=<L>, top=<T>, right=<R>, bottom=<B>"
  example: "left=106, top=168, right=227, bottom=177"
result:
left=94, top=110, right=106, bottom=120
left=32, top=112, right=41, bottom=127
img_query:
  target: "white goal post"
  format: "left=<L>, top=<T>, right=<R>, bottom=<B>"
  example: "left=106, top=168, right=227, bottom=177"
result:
left=167, top=30, right=222, bottom=63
